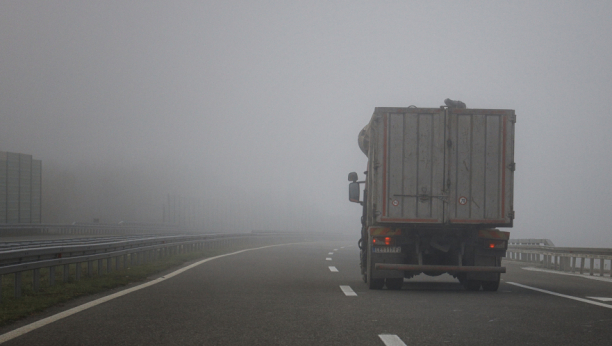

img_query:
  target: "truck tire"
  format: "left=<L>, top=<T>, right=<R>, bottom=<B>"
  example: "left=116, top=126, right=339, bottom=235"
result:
left=464, top=280, right=481, bottom=291
left=368, top=278, right=384, bottom=290
left=482, top=279, right=500, bottom=292
left=385, top=278, right=403, bottom=290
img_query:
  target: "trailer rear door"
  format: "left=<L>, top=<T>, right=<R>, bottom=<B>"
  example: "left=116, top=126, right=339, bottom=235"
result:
left=374, top=107, right=515, bottom=227
left=447, top=108, right=515, bottom=225
left=378, top=108, right=447, bottom=224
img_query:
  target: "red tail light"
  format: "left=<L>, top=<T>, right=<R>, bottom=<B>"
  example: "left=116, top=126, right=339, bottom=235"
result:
left=485, top=240, right=506, bottom=249
left=373, top=237, right=395, bottom=246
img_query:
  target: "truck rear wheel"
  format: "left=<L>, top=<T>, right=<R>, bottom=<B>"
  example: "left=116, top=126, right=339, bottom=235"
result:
left=464, top=280, right=481, bottom=291
left=385, top=278, right=403, bottom=290
left=368, top=278, right=384, bottom=290
left=482, top=279, right=500, bottom=292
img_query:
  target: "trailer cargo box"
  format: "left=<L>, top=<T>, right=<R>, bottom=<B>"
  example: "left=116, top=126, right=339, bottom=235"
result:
left=366, top=107, right=515, bottom=228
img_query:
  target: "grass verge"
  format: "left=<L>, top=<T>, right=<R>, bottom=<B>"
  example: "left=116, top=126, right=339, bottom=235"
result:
left=0, top=242, right=265, bottom=327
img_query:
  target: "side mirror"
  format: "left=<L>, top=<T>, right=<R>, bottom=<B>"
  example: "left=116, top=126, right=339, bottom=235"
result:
left=349, top=182, right=360, bottom=203
left=348, top=172, right=358, bottom=182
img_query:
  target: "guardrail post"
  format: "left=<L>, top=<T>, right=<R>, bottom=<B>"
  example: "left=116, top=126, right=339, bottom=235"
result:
left=88, top=261, right=93, bottom=277
left=551, top=256, right=555, bottom=270
left=562, top=257, right=568, bottom=271
left=64, top=264, right=70, bottom=282
left=123, top=254, right=128, bottom=269
left=49, top=266, right=56, bottom=285
left=0, top=276, right=2, bottom=303
left=75, top=263, right=81, bottom=281
left=589, top=258, right=594, bottom=276
left=14, top=272, right=22, bottom=298
left=571, top=257, right=576, bottom=273
left=579, top=258, right=585, bottom=274
left=107, top=258, right=112, bottom=273
left=116, top=256, right=119, bottom=271
left=33, top=268, right=40, bottom=291
left=600, top=259, right=605, bottom=276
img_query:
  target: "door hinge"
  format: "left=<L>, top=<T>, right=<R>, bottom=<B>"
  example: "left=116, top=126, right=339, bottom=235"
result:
left=508, top=162, right=516, bottom=171
left=508, top=211, right=515, bottom=219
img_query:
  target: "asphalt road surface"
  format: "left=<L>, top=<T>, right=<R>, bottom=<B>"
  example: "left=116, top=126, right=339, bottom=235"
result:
left=1, top=240, right=611, bottom=345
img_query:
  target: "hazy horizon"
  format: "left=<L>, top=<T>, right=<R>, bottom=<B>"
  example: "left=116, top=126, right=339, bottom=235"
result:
left=1, top=1, right=611, bottom=247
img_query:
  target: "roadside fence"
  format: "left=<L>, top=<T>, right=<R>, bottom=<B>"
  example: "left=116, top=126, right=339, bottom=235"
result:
left=507, top=238, right=612, bottom=277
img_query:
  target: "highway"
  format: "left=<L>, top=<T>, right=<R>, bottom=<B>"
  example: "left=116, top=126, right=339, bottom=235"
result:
left=1, top=240, right=611, bottom=345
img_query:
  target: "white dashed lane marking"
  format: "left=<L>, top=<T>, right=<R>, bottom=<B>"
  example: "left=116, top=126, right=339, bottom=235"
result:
left=326, top=258, right=332, bottom=261
left=329, top=266, right=338, bottom=272
left=378, top=334, right=407, bottom=346
left=333, top=248, right=338, bottom=251
left=328, top=252, right=334, bottom=255
left=340, top=285, right=357, bottom=296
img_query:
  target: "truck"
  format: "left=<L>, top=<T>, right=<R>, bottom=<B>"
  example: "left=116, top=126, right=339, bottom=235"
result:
left=348, top=101, right=515, bottom=291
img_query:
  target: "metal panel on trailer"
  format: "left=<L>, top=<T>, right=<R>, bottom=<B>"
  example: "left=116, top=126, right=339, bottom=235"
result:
left=6, top=152, right=20, bottom=223
left=31, top=160, right=42, bottom=223
left=0, top=152, right=6, bottom=223
left=19, top=154, right=32, bottom=223
left=375, top=108, right=446, bottom=223
left=447, top=109, right=514, bottom=226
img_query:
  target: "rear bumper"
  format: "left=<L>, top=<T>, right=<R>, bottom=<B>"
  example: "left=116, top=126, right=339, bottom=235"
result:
left=375, top=263, right=506, bottom=273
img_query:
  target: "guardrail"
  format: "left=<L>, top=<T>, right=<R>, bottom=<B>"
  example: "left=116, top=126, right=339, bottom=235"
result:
left=507, top=238, right=612, bottom=277
left=0, top=223, right=193, bottom=236
left=0, top=232, right=305, bottom=303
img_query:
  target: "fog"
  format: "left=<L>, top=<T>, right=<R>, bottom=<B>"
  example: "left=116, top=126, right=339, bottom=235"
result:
left=1, top=1, right=611, bottom=246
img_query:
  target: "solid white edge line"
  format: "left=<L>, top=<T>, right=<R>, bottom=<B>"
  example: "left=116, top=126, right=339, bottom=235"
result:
left=0, top=242, right=301, bottom=344
left=507, top=282, right=612, bottom=309
left=339, top=285, right=357, bottom=296
left=329, top=266, right=338, bottom=272
left=378, top=334, right=407, bottom=346
left=521, top=266, right=612, bottom=283
left=587, top=297, right=612, bottom=302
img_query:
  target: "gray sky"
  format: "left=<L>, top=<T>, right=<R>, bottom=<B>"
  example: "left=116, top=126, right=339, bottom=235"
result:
left=1, top=1, right=611, bottom=246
